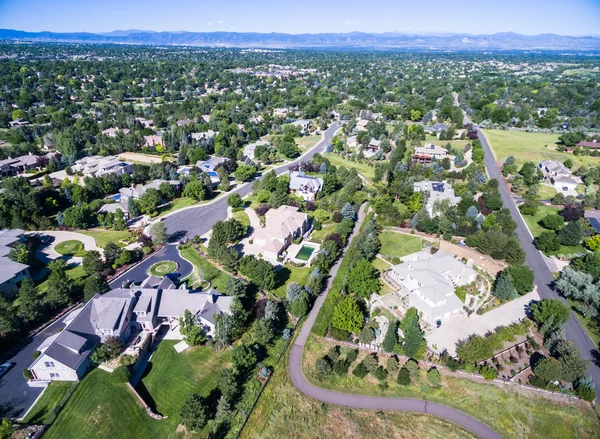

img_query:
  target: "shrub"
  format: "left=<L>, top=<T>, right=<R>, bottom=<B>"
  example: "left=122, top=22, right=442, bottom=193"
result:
left=111, top=366, right=131, bottom=384
left=119, top=354, right=137, bottom=367
left=446, top=357, right=460, bottom=372
left=574, top=381, right=596, bottom=402
left=387, top=356, right=400, bottom=373
left=22, top=368, right=33, bottom=380
left=362, top=354, right=378, bottom=372
left=344, top=348, right=358, bottom=364
left=352, top=362, right=369, bottom=378
left=316, top=356, right=333, bottom=378
left=33, top=351, right=41, bottom=359
left=333, top=360, right=350, bottom=376
left=372, top=366, right=389, bottom=382
left=479, top=365, right=498, bottom=380
left=427, top=367, right=441, bottom=386
left=327, top=345, right=341, bottom=362
left=397, top=367, right=411, bottom=385
left=404, top=359, right=420, bottom=381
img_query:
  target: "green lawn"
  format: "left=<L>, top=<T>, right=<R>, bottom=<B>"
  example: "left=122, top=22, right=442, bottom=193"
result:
left=295, top=135, right=321, bottom=151
left=379, top=231, right=422, bottom=259
left=301, top=335, right=600, bottom=439
left=136, top=341, right=232, bottom=431
left=156, top=197, right=197, bottom=218
left=483, top=129, right=600, bottom=168
left=23, top=381, right=74, bottom=425
left=54, top=240, right=85, bottom=256
left=79, top=230, right=130, bottom=248
left=535, top=184, right=557, bottom=201
left=179, top=245, right=232, bottom=291
left=271, top=265, right=312, bottom=299
left=322, top=153, right=376, bottom=182
left=233, top=210, right=250, bottom=229
left=309, top=223, right=337, bottom=243
left=148, top=260, right=177, bottom=277
left=521, top=205, right=585, bottom=256
left=37, top=265, right=86, bottom=293
left=43, top=369, right=168, bottom=439
left=425, top=135, right=470, bottom=151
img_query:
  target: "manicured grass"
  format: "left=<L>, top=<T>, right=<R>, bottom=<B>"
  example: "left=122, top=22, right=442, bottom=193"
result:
left=54, top=240, right=85, bottom=256
left=425, top=135, right=470, bottom=151
left=309, top=224, right=337, bottom=243
left=156, top=196, right=197, bottom=217
left=295, top=135, right=321, bottom=151
left=521, top=205, right=585, bottom=256
left=232, top=210, right=250, bottom=229
left=372, top=258, right=392, bottom=295
left=23, top=381, right=74, bottom=425
left=37, top=265, right=86, bottom=294
left=302, top=335, right=600, bottom=439
left=271, top=265, right=312, bottom=299
left=43, top=369, right=168, bottom=439
left=240, top=336, right=477, bottom=439
left=179, top=245, right=232, bottom=291
left=379, top=231, right=422, bottom=259
left=323, top=152, right=376, bottom=181
left=136, top=341, right=231, bottom=431
left=535, top=184, right=557, bottom=201
left=483, top=129, right=600, bottom=168
left=148, top=260, right=177, bottom=277
left=79, top=230, right=129, bottom=248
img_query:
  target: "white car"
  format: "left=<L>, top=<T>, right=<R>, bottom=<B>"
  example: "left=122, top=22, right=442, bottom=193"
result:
left=0, top=362, right=15, bottom=379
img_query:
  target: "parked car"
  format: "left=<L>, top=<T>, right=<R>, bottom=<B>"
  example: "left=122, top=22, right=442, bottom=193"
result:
left=0, top=362, right=15, bottom=379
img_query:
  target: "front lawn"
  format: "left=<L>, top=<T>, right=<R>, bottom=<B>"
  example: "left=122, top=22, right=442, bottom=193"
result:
left=535, top=184, right=557, bottom=201
left=79, top=230, right=130, bottom=248
left=232, top=210, right=250, bottom=229
left=179, top=245, right=232, bottom=291
left=54, top=240, right=85, bottom=256
left=271, top=265, right=312, bottom=299
left=23, top=381, right=74, bottom=425
left=37, top=265, right=86, bottom=294
left=302, top=335, right=600, bottom=439
left=43, top=369, right=168, bottom=439
left=379, top=231, right=422, bottom=259
left=483, top=129, right=600, bottom=168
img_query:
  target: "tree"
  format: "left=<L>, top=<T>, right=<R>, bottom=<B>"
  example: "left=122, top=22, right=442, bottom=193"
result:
left=238, top=256, right=276, bottom=290
left=571, top=252, right=600, bottom=280
left=316, top=356, right=333, bottom=378
left=180, top=393, right=209, bottom=432
left=0, top=418, right=14, bottom=439
left=8, top=243, right=31, bottom=265
left=332, top=296, right=363, bottom=333
left=225, top=277, right=247, bottom=296
left=554, top=269, right=599, bottom=317
left=322, top=172, right=339, bottom=195
left=227, top=193, right=243, bottom=208
left=17, top=277, right=39, bottom=322
left=234, top=165, right=256, bottom=182
left=231, top=344, right=257, bottom=372
left=347, top=259, right=381, bottom=298
left=341, top=202, right=356, bottom=221
left=382, top=321, right=398, bottom=353
left=152, top=222, right=169, bottom=246
left=402, top=309, right=425, bottom=358
left=560, top=203, right=584, bottom=222
left=555, top=340, right=589, bottom=382
left=539, top=214, right=564, bottom=231
left=45, top=260, right=73, bottom=307
left=493, top=275, right=518, bottom=301
left=83, top=250, right=104, bottom=276
left=250, top=318, right=275, bottom=345
left=558, top=221, right=582, bottom=246
left=183, top=180, right=206, bottom=201
left=427, top=367, right=441, bottom=385
left=111, top=365, right=131, bottom=384
left=502, top=265, right=534, bottom=295
left=397, top=367, right=411, bottom=385
left=585, top=234, right=600, bottom=252
left=531, top=299, right=570, bottom=325
left=533, top=357, right=563, bottom=383
left=138, top=188, right=162, bottom=214
left=289, top=293, right=309, bottom=318
left=217, top=368, right=239, bottom=402
left=358, top=324, right=376, bottom=344
left=534, top=231, right=561, bottom=253
left=479, top=365, right=498, bottom=380
left=505, top=243, right=526, bottom=265
left=179, top=309, right=206, bottom=346
left=84, top=274, right=109, bottom=300
left=104, top=242, right=122, bottom=267
left=128, top=196, right=139, bottom=217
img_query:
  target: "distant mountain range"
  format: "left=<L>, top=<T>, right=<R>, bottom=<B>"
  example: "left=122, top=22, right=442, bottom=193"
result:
left=1, top=29, right=599, bottom=50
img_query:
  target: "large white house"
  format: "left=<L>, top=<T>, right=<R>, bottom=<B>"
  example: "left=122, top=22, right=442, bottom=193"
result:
left=386, top=250, right=477, bottom=323
left=289, top=171, right=323, bottom=201
left=29, top=276, right=232, bottom=382
left=72, top=155, right=133, bottom=178
left=413, top=181, right=461, bottom=217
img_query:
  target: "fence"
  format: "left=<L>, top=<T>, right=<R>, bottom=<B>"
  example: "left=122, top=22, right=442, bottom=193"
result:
left=42, top=381, right=80, bottom=427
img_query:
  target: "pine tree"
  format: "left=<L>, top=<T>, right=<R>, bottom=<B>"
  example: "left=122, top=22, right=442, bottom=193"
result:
left=493, top=275, right=518, bottom=301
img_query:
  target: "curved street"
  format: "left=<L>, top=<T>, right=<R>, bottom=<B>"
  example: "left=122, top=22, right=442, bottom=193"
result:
left=287, top=204, right=504, bottom=439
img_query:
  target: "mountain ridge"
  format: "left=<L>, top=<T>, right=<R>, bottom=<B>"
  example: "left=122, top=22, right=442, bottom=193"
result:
left=0, top=29, right=599, bottom=50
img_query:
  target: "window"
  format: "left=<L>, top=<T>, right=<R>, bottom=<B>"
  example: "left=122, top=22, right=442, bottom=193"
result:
left=44, top=361, right=56, bottom=368
left=50, top=373, right=60, bottom=378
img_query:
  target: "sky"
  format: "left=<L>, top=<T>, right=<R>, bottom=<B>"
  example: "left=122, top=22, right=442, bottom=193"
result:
left=0, top=0, right=599, bottom=36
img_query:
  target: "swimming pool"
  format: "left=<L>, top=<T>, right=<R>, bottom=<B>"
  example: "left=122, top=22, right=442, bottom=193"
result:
left=295, top=245, right=316, bottom=261
left=109, top=194, right=121, bottom=201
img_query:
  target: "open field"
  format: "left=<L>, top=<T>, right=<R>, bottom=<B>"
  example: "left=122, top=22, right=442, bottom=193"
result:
left=117, top=152, right=172, bottom=164
left=483, top=129, right=600, bottom=168
left=323, top=153, right=376, bottom=181
left=179, top=245, right=232, bottom=291
left=240, top=337, right=478, bottom=439
left=302, top=335, right=600, bottom=439
left=22, top=381, right=73, bottom=425
left=379, top=231, right=422, bottom=259
left=79, top=230, right=130, bottom=248
left=54, top=240, right=84, bottom=256
left=42, top=369, right=167, bottom=439
left=295, top=135, right=321, bottom=151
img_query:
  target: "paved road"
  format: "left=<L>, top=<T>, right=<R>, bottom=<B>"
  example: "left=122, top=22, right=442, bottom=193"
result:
left=477, top=128, right=600, bottom=391
left=0, top=317, right=67, bottom=419
left=287, top=204, right=503, bottom=439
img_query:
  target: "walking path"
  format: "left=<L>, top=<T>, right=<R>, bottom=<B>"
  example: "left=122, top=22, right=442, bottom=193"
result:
left=287, top=204, right=504, bottom=439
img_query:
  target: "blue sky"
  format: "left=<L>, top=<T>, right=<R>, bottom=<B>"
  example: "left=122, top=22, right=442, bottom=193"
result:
left=0, top=0, right=599, bottom=35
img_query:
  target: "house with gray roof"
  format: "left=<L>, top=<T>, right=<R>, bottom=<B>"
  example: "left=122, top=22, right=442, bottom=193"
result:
left=413, top=181, right=461, bottom=217
left=289, top=171, right=323, bottom=201
left=0, top=229, right=30, bottom=298
left=385, top=250, right=476, bottom=323
left=196, top=156, right=229, bottom=185
left=29, top=275, right=232, bottom=382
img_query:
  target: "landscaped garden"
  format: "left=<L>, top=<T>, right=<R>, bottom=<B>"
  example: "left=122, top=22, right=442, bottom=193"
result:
left=54, top=240, right=85, bottom=256
left=148, top=260, right=177, bottom=277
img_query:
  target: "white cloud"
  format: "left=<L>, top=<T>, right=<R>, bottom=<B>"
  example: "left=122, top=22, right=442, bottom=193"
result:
left=342, top=20, right=361, bottom=25
left=217, top=20, right=224, bottom=25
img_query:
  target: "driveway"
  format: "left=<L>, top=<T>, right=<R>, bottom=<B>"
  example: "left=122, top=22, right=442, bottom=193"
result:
left=477, top=128, right=600, bottom=392
left=427, top=290, right=540, bottom=356
left=288, top=203, right=503, bottom=439
left=28, top=231, right=101, bottom=265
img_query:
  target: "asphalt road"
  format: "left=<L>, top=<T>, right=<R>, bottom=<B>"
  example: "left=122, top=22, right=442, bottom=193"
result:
left=287, top=204, right=503, bottom=439
left=477, top=129, right=600, bottom=391
left=0, top=317, right=66, bottom=419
